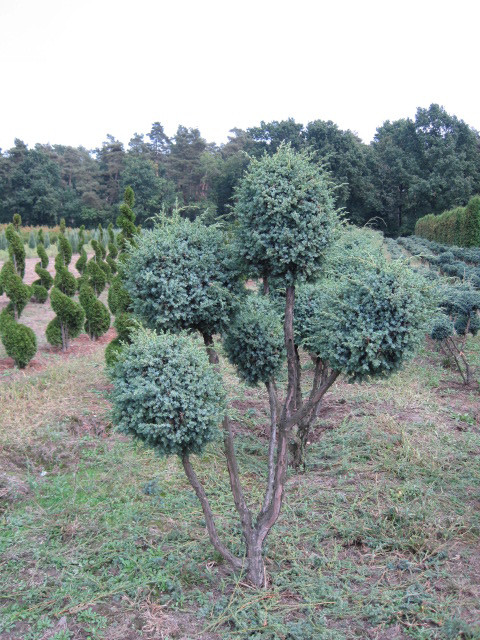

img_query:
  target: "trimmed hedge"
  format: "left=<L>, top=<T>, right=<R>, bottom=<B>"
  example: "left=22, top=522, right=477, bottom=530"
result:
left=415, top=195, right=480, bottom=247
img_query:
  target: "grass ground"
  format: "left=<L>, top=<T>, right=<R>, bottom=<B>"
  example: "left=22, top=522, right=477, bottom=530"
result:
left=1, top=333, right=479, bottom=639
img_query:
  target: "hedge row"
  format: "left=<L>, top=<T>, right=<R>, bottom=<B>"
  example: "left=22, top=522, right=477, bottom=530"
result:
left=415, top=195, right=480, bottom=247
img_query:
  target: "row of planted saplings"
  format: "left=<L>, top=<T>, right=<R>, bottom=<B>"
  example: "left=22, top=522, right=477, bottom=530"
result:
left=0, top=187, right=138, bottom=368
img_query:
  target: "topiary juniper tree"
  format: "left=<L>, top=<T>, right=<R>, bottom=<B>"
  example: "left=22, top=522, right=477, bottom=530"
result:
left=111, top=148, right=337, bottom=587
left=111, top=146, right=431, bottom=587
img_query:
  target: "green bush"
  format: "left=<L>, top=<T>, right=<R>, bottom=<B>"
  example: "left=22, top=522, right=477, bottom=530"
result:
left=109, top=329, right=225, bottom=456
left=75, top=247, right=88, bottom=275
left=85, top=259, right=107, bottom=296
left=0, top=311, right=37, bottom=368
left=107, top=275, right=131, bottom=315
left=79, top=284, right=110, bottom=340
left=53, top=257, right=77, bottom=297
left=117, top=186, right=138, bottom=253
left=234, top=143, right=338, bottom=282
left=5, top=224, right=26, bottom=277
left=124, top=217, right=239, bottom=337
left=223, top=295, right=284, bottom=386
left=46, top=287, right=85, bottom=351
left=34, top=262, right=53, bottom=290
left=57, top=234, right=73, bottom=266
left=37, top=242, right=49, bottom=268
left=31, top=283, right=48, bottom=303
left=0, top=261, right=30, bottom=319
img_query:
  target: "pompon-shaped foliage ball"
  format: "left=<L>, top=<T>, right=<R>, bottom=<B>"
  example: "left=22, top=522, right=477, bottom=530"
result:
left=5, top=224, right=26, bottom=277
left=34, top=262, right=53, bottom=290
left=0, top=312, right=37, bottom=369
left=223, top=295, right=284, bottom=386
left=31, top=283, right=48, bottom=303
left=75, top=248, right=88, bottom=275
left=109, top=329, right=226, bottom=457
left=234, top=144, right=339, bottom=283
left=304, top=262, right=432, bottom=382
left=37, top=242, right=49, bottom=269
left=46, top=287, right=85, bottom=347
left=0, top=261, right=30, bottom=318
left=124, top=218, right=239, bottom=337
left=86, top=259, right=107, bottom=296
left=57, top=234, right=73, bottom=266
left=79, top=284, right=110, bottom=340
left=430, top=314, right=454, bottom=341
left=108, top=274, right=131, bottom=315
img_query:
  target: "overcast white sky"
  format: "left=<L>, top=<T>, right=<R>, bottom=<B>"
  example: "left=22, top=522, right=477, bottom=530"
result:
left=1, top=0, right=479, bottom=152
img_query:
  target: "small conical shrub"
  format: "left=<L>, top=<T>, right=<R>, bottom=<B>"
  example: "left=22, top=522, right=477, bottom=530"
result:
left=38, top=229, right=44, bottom=245
left=12, top=213, right=21, bottom=231
left=46, top=287, right=85, bottom=351
left=28, top=231, right=36, bottom=249
left=106, top=255, right=117, bottom=275
left=0, top=310, right=37, bottom=369
left=44, top=231, right=50, bottom=248
left=59, top=217, right=66, bottom=235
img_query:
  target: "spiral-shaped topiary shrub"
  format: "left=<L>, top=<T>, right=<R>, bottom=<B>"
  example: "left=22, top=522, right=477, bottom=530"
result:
left=124, top=217, right=239, bottom=338
left=53, top=256, right=77, bottom=297
left=223, top=295, right=284, bottom=386
left=57, top=234, right=72, bottom=266
left=37, top=242, right=49, bottom=269
left=0, top=310, right=37, bottom=369
left=5, top=224, right=26, bottom=278
left=234, top=144, right=338, bottom=283
left=46, top=287, right=85, bottom=351
left=109, top=329, right=225, bottom=456
left=79, top=284, right=110, bottom=340
left=107, top=274, right=131, bottom=315
left=75, top=247, right=88, bottom=275
left=0, top=261, right=30, bottom=319
left=85, top=259, right=107, bottom=296
left=34, top=262, right=53, bottom=290
left=117, top=186, right=138, bottom=253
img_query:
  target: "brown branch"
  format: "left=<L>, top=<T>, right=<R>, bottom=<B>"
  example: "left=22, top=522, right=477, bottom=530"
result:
left=285, top=370, right=340, bottom=429
left=181, top=455, right=242, bottom=571
left=260, top=380, right=278, bottom=515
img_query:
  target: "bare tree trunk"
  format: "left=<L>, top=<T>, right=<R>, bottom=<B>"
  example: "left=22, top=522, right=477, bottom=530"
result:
left=181, top=455, right=242, bottom=571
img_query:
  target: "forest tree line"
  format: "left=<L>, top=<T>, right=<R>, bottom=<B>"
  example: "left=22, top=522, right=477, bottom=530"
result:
left=1, top=103, right=480, bottom=235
